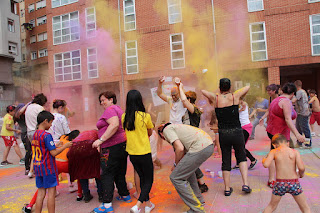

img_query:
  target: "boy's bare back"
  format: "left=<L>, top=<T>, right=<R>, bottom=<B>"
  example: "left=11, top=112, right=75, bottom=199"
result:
left=311, top=96, right=320, bottom=112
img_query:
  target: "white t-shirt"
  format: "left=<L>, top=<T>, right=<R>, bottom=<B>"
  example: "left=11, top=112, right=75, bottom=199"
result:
left=239, top=104, right=250, bottom=127
left=48, top=113, right=71, bottom=141
left=168, top=97, right=186, bottom=124
left=25, top=104, right=45, bottom=132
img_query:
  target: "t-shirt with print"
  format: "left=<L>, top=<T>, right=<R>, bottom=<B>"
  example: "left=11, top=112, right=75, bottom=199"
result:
left=1, top=113, right=14, bottom=136
left=122, top=112, right=154, bottom=155
left=32, top=130, right=58, bottom=177
left=96, top=105, right=126, bottom=149
left=168, top=97, right=186, bottom=124
left=295, top=89, right=310, bottom=116
left=254, top=99, right=269, bottom=119
left=48, top=113, right=71, bottom=141
left=163, top=124, right=213, bottom=153
left=182, top=105, right=202, bottom=127
left=25, top=104, right=45, bottom=132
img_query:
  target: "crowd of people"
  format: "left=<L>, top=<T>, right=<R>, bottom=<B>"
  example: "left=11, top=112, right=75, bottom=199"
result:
left=0, top=76, right=316, bottom=213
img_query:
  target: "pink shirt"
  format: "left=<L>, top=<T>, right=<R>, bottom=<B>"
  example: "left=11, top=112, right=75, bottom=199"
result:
left=266, top=97, right=297, bottom=140
left=96, top=105, right=126, bottom=148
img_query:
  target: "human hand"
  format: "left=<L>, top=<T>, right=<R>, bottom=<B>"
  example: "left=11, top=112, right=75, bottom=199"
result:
left=92, top=139, right=102, bottom=148
left=296, top=134, right=305, bottom=143
left=259, top=118, right=264, bottom=126
left=159, top=76, right=165, bottom=83
left=16, top=130, right=21, bottom=134
left=299, top=170, right=304, bottom=178
left=174, top=77, right=181, bottom=86
left=64, top=141, right=73, bottom=148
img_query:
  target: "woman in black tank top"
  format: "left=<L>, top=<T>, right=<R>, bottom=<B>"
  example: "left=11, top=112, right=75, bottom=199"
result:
left=202, top=78, right=252, bottom=196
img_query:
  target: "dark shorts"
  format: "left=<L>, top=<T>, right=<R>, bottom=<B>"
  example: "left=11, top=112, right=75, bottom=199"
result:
left=36, top=173, right=58, bottom=189
left=272, top=179, right=303, bottom=196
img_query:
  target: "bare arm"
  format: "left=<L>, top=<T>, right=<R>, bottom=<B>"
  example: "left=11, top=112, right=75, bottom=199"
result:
left=172, top=139, right=185, bottom=165
left=262, top=150, right=275, bottom=168
left=50, top=142, right=72, bottom=157
left=308, top=97, right=316, bottom=104
left=178, top=83, right=195, bottom=113
left=6, top=124, right=20, bottom=133
left=259, top=110, right=269, bottom=121
left=295, top=150, right=305, bottom=178
left=157, top=77, right=169, bottom=102
left=92, top=116, right=119, bottom=148
left=234, top=86, right=250, bottom=99
left=249, top=108, right=257, bottom=118
left=201, top=90, right=216, bottom=105
left=15, top=102, right=31, bottom=118
left=147, top=128, right=153, bottom=137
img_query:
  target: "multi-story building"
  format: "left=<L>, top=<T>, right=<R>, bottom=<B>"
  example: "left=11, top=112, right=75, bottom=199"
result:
left=44, top=0, right=320, bottom=129
left=0, top=0, right=20, bottom=116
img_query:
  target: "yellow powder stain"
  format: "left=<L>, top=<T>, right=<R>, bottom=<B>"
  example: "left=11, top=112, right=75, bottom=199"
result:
left=305, top=172, right=319, bottom=178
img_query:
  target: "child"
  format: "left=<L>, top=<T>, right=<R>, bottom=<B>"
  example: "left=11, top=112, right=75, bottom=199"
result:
left=308, top=90, right=320, bottom=137
left=32, top=111, right=72, bottom=213
left=1, top=105, right=24, bottom=166
left=122, top=90, right=155, bottom=213
left=262, top=134, right=310, bottom=213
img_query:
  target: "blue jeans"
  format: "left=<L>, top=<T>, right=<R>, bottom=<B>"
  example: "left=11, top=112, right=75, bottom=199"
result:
left=296, top=114, right=312, bottom=146
left=251, top=117, right=267, bottom=138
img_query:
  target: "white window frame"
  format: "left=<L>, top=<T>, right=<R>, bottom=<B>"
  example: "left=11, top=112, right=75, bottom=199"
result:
left=38, top=32, right=47, bottom=42
left=170, top=33, right=185, bottom=69
left=310, top=14, right=320, bottom=56
left=31, top=51, right=37, bottom=60
left=167, top=0, right=182, bottom=24
left=85, top=7, right=96, bottom=38
left=123, top=0, right=136, bottom=31
left=20, top=9, right=25, bottom=17
left=30, top=35, right=36, bottom=43
left=21, top=26, right=25, bottom=33
left=87, top=47, right=99, bottom=78
left=8, top=42, right=18, bottom=55
left=52, top=11, right=80, bottom=45
left=22, top=54, right=26, bottom=62
left=38, top=49, right=48, bottom=58
left=36, top=0, right=46, bottom=10
left=249, top=22, right=268, bottom=61
left=52, top=0, right=78, bottom=9
left=125, top=40, right=139, bottom=74
left=37, top=15, right=47, bottom=26
left=28, top=4, right=35, bottom=13
left=54, top=50, right=82, bottom=82
left=247, top=0, right=264, bottom=12
left=309, top=0, right=320, bottom=3
left=8, top=19, right=15, bottom=32
left=30, top=19, right=35, bottom=27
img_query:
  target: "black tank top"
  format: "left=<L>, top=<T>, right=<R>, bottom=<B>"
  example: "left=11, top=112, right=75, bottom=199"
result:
left=215, top=94, right=241, bottom=129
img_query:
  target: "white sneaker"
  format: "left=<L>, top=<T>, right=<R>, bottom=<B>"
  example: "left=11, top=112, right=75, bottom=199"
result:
left=130, top=205, right=141, bottom=213
left=318, top=134, right=320, bottom=137
left=28, top=171, right=34, bottom=178
left=145, top=202, right=155, bottom=213
left=311, top=132, right=316, bottom=137
left=68, top=184, right=78, bottom=192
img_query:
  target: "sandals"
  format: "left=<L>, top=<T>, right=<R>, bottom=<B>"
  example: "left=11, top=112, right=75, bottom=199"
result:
left=249, top=159, right=258, bottom=170
left=242, top=185, right=252, bottom=193
left=224, top=187, right=233, bottom=196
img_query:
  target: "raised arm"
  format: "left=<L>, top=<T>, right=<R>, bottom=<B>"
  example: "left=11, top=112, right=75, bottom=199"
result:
left=157, top=76, right=169, bottom=102
left=234, top=86, right=250, bottom=99
left=178, top=83, right=195, bottom=113
left=201, top=90, right=216, bottom=105
left=15, top=102, right=31, bottom=118
left=308, top=96, right=316, bottom=104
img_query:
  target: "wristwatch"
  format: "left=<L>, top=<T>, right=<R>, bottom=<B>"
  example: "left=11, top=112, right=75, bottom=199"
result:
left=99, top=137, right=104, bottom=142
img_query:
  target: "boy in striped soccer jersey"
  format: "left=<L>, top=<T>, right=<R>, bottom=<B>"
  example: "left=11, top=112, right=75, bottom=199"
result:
left=32, top=111, right=72, bottom=213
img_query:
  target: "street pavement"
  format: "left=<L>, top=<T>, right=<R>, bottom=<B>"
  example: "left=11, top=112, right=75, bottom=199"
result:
left=0, top=125, right=320, bottom=213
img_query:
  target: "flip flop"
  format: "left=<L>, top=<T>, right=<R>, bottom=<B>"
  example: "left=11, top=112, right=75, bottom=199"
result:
left=242, top=185, right=252, bottom=193
left=224, top=187, right=233, bottom=196
left=249, top=159, right=258, bottom=170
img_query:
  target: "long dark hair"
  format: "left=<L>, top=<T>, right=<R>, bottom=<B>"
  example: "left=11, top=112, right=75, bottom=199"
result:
left=123, top=90, right=145, bottom=131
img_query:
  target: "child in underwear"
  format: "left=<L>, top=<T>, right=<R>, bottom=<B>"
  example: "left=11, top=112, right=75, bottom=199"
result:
left=209, top=110, right=221, bottom=158
left=262, top=134, right=310, bottom=213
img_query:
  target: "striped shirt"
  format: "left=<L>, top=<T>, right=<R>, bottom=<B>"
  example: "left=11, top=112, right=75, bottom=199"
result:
left=32, top=130, right=58, bottom=177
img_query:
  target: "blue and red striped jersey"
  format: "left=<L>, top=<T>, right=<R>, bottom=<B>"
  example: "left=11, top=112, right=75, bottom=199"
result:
left=32, top=130, right=58, bottom=177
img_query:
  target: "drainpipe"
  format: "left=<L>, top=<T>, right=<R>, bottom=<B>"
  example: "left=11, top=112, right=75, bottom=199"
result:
left=118, top=0, right=125, bottom=105
left=211, top=0, right=219, bottom=85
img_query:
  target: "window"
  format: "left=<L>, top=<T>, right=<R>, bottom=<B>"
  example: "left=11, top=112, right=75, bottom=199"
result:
left=87, top=48, right=98, bottom=78
left=21, top=26, right=25, bottom=33
left=53, top=11, right=80, bottom=45
left=31, top=51, right=37, bottom=60
left=39, top=49, right=48, bottom=58
left=167, top=0, right=182, bottom=24
left=8, top=42, right=17, bottom=55
left=11, top=0, right=17, bottom=14
left=170, top=33, right=185, bottom=69
left=125, top=41, right=138, bottom=74
left=86, top=7, right=96, bottom=37
left=52, top=0, right=78, bottom=8
left=247, top=0, right=264, bottom=12
left=37, top=16, right=47, bottom=26
left=30, top=19, right=35, bottom=27
left=20, top=9, right=25, bottom=17
left=249, top=22, right=268, bottom=61
left=30, top=35, right=36, bottom=43
left=123, top=0, right=136, bottom=31
left=36, top=0, right=46, bottom=10
left=28, top=4, right=35, bottom=13
left=22, top=54, right=26, bottom=62
left=310, top=14, right=320, bottom=55
left=38, top=32, right=47, bottom=41
left=54, top=50, right=81, bottom=82
left=8, top=19, right=14, bottom=32
left=309, top=0, right=320, bottom=3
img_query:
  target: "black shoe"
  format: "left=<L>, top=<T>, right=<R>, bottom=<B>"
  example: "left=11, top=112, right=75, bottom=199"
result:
left=98, top=193, right=103, bottom=203
left=76, top=195, right=83, bottom=201
left=224, top=187, right=233, bottom=196
left=198, top=183, right=209, bottom=193
left=249, top=159, right=258, bottom=170
left=232, top=165, right=239, bottom=170
left=84, top=192, right=93, bottom=203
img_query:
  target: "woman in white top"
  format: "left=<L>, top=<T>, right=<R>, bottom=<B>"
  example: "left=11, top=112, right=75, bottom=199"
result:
left=233, top=97, right=257, bottom=170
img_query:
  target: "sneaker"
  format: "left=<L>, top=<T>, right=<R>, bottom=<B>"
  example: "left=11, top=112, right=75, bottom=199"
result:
left=22, top=204, right=31, bottom=213
left=19, top=158, right=25, bottom=165
left=130, top=205, right=141, bottom=213
left=145, top=202, right=155, bottom=213
left=68, top=184, right=78, bottom=193
left=311, top=132, right=316, bottom=137
left=249, top=159, right=258, bottom=170
left=198, top=183, right=209, bottom=193
left=116, top=195, right=132, bottom=203
left=76, top=195, right=83, bottom=201
left=55, top=190, right=60, bottom=197
left=25, top=170, right=30, bottom=175
left=0, top=161, right=12, bottom=166
left=93, top=204, right=114, bottom=213
left=84, top=193, right=93, bottom=203
left=28, top=171, right=35, bottom=178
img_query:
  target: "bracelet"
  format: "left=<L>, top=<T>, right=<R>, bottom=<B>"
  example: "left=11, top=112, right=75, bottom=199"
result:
left=173, top=163, right=177, bottom=167
left=99, top=137, right=105, bottom=142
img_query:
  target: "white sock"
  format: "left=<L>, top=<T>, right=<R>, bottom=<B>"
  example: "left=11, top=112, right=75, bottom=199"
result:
left=104, top=203, right=112, bottom=208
